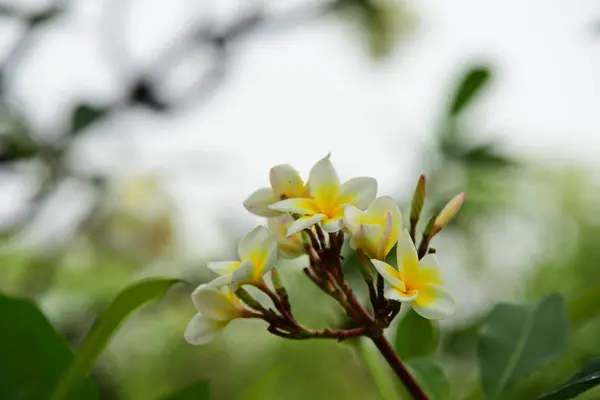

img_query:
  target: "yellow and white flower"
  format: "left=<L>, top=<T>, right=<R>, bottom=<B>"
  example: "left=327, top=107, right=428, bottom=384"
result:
left=243, top=164, right=307, bottom=217
left=268, top=214, right=306, bottom=258
left=184, top=276, right=246, bottom=345
left=370, top=229, right=455, bottom=320
left=207, top=226, right=278, bottom=290
left=269, top=154, right=377, bottom=236
left=344, top=196, right=402, bottom=260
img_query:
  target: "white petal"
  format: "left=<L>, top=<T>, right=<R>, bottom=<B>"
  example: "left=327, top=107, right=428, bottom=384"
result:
left=343, top=205, right=364, bottom=233
left=269, top=198, right=319, bottom=215
left=365, top=196, right=402, bottom=231
left=396, top=229, right=419, bottom=283
left=267, top=214, right=294, bottom=237
left=243, top=187, right=279, bottom=217
left=322, top=217, right=343, bottom=233
left=207, top=261, right=240, bottom=276
left=287, top=214, right=325, bottom=236
left=270, top=164, right=305, bottom=199
left=230, top=258, right=255, bottom=291
left=307, top=153, right=340, bottom=206
left=370, top=259, right=406, bottom=290
left=417, top=254, right=443, bottom=286
left=338, top=177, right=378, bottom=210
left=184, top=314, right=228, bottom=345
left=365, top=195, right=399, bottom=215
left=384, top=288, right=418, bottom=302
left=191, top=284, right=237, bottom=320
left=349, top=224, right=382, bottom=259
left=412, top=284, right=456, bottom=320
left=269, top=215, right=305, bottom=257
left=238, top=226, right=273, bottom=260
left=376, top=211, right=394, bottom=260
left=256, top=234, right=279, bottom=277
left=205, top=274, right=233, bottom=288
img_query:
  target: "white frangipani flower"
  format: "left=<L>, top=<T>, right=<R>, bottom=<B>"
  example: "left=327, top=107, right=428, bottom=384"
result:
left=344, top=196, right=402, bottom=260
left=184, top=276, right=247, bottom=345
left=207, top=226, right=278, bottom=290
left=270, top=154, right=377, bottom=236
left=371, top=230, right=456, bottom=320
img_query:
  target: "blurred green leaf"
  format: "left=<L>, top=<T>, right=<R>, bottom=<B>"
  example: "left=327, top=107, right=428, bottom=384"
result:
left=395, top=309, right=439, bottom=360
left=242, top=367, right=286, bottom=400
left=0, top=293, right=98, bottom=400
left=459, top=144, right=514, bottom=169
left=406, top=358, right=450, bottom=400
left=477, top=294, right=568, bottom=399
left=161, top=381, right=210, bottom=400
left=449, top=66, right=491, bottom=116
left=28, top=7, right=63, bottom=28
left=0, top=106, right=38, bottom=163
left=71, top=104, right=107, bottom=135
left=538, top=359, right=600, bottom=400
left=442, top=319, right=482, bottom=358
left=51, top=278, right=182, bottom=400
left=333, top=0, right=411, bottom=59
left=567, top=285, right=600, bottom=328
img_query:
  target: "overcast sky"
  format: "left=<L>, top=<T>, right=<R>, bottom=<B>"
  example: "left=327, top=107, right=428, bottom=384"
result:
left=2, top=0, right=600, bottom=256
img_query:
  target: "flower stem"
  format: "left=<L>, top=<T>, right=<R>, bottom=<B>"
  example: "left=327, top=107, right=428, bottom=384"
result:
left=370, top=334, right=429, bottom=400
left=357, top=338, right=400, bottom=400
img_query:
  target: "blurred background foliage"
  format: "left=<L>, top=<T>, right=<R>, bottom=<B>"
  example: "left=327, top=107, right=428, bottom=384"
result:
left=1, top=0, right=600, bottom=399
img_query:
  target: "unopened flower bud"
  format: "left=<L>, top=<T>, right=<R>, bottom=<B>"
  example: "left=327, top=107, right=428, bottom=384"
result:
left=434, top=192, right=465, bottom=233
left=235, top=288, right=264, bottom=312
left=410, top=174, right=427, bottom=226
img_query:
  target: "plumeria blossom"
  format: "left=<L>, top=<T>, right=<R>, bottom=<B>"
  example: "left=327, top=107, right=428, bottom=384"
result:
left=268, top=214, right=306, bottom=259
left=344, top=196, right=402, bottom=260
left=207, top=226, right=278, bottom=290
left=243, top=164, right=308, bottom=217
left=269, top=154, right=377, bottom=236
left=370, top=229, right=456, bottom=320
left=184, top=276, right=247, bottom=345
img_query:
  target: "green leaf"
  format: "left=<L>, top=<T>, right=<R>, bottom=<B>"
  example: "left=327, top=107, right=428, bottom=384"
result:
left=395, top=309, right=439, bottom=360
left=0, top=294, right=98, bottom=400
left=448, top=66, right=491, bottom=116
left=460, top=144, right=515, bottom=169
left=538, top=359, right=600, bottom=400
left=71, top=104, right=107, bottom=135
left=28, top=7, right=63, bottom=28
left=161, top=381, right=210, bottom=400
left=477, top=294, right=568, bottom=399
left=241, top=367, right=286, bottom=400
left=568, top=284, right=600, bottom=328
left=51, top=278, right=181, bottom=400
left=406, top=358, right=450, bottom=400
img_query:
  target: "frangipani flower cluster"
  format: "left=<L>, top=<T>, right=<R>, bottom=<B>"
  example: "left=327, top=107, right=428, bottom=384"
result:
left=185, top=153, right=464, bottom=349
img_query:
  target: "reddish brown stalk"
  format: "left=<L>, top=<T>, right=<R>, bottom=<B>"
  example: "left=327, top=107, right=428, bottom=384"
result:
left=296, top=227, right=429, bottom=399
left=256, top=281, right=298, bottom=324
left=370, top=334, right=429, bottom=400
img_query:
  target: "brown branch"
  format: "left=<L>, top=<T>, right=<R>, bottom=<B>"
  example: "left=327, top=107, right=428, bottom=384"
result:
left=314, top=224, right=327, bottom=249
left=370, top=334, right=429, bottom=400
left=417, top=235, right=432, bottom=259
left=357, top=251, right=378, bottom=310
left=305, top=228, right=321, bottom=251
left=255, top=281, right=298, bottom=325
left=376, top=273, right=385, bottom=302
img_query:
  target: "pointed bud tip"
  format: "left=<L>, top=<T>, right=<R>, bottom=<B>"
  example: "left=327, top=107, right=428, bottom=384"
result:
left=410, top=174, right=428, bottom=222
left=434, top=192, right=466, bottom=231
